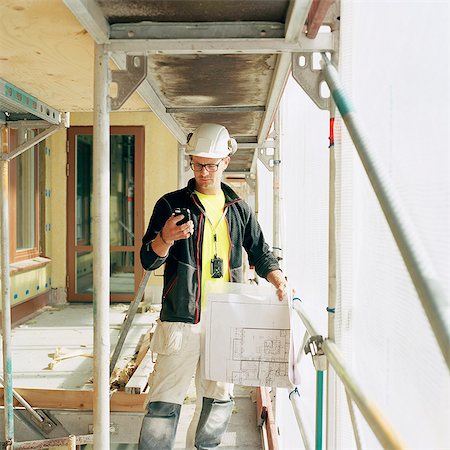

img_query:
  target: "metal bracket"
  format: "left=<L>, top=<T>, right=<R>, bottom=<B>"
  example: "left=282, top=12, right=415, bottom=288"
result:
left=19, top=409, right=58, bottom=435
left=258, top=148, right=274, bottom=171
left=292, top=53, right=331, bottom=111
left=292, top=0, right=340, bottom=111
left=88, top=422, right=117, bottom=434
left=110, top=55, right=148, bottom=111
left=257, top=125, right=280, bottom=171
left=245, top=172, right=257, bottom=190
left=304, top=335, right=328, bottom=371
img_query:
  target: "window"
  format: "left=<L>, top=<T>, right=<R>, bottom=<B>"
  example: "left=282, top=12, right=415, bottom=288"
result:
left=7, top=127, right=40, bottom=262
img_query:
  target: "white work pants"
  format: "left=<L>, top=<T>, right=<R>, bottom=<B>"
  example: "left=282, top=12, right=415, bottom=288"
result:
left=142, top=320, right=233, bottom=449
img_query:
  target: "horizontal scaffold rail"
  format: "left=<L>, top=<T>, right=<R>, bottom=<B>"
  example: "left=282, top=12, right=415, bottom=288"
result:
left=292, top=300, right=407, bottom=450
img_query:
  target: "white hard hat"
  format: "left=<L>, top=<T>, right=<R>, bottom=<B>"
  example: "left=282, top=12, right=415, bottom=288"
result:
left=185, top=123, right=237, bottom=158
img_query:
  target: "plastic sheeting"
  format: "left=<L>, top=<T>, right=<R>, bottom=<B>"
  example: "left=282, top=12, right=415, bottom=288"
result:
left=270, top=1, right=449, bottom=449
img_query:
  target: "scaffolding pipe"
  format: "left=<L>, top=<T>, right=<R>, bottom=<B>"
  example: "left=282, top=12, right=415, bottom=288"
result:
left=315, top=371, right=325, bottom=450
left=14, top=434, right=94, bottom=449
left=272, top=109, right=282, bottom=262
left=92, top=43, right=110, bottom=450
left=0, top=376, right=43, bottom=424
left=292, top=301, right=407, bottom=450
left=1, top=130, right=14, bottom=444
left=178, top=143, right=185, bottom=189
left=67, top=435, right=76, bottom=450
left=1, top=125, right=61, bottom=162
left=326, top=108, right=338, bottom=449
left=345, top=389, right=363, bottom=450
left=320, top=53, right=450, bottom=370
left=109, top=270, right=152, bottom=376
left=289, top=388, right=312, bottom=450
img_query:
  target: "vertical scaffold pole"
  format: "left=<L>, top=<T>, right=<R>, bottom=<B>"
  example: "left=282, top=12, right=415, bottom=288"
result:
left=93, top=43, right=110, bottom=450
left=315, top=370, right=324, bottom=450
left=320, top=53, right=450, bottom=370
left=326, top=100, right=337, bottom=450
left=272, top=109, right=282, bottom=263
left=178, top=144, right=185, bottom=189
left=0, top=127, right=14, bottom=445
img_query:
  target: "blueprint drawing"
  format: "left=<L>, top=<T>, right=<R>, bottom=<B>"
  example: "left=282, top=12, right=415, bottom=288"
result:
left=203, top=283, right=291, bottom=388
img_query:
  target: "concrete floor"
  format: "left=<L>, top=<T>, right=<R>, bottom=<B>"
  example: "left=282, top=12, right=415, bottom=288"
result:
left=2, top=303, right=262, bottom=449
left=174, top=385, right=262, bottom=450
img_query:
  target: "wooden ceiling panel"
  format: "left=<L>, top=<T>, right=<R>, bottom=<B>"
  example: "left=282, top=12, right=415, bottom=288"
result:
left=0, top=0, right=147, bottom=112
left=172, top=111, right=263, bottom=141
left=148, top=54, right=275, bottom=108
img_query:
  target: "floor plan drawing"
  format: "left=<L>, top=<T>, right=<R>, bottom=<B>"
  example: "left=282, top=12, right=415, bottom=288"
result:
left=228, top=328, right=290, bottom=386
left=231, top=328, right=289, bottom=362
left=204, top=283, right=292, bottom=388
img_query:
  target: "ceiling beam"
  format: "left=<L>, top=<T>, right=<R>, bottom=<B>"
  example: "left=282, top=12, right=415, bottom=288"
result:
left=107, top=34, right=333, bottom=54
left=285, top=0, right=314, bottom=42
left=111, top=21, right=285, bottom=40
left=258, top=0, right=313, bottom=144
left=63, top=0, right=110, bottom=43
left=167, top=106, right=265, bottom=114
left=63, top=1, right=186, bottom=142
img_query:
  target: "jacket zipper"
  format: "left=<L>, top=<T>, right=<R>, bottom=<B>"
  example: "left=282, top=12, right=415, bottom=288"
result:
left=162, top=275, right=178, bottom=298
left=195, top=214, right=204, bottom=323
left=223, top=199, right=241, bottom=281
left=191, top=193, right=205, bottom=324
left=225, top=215, right=233, bottom=281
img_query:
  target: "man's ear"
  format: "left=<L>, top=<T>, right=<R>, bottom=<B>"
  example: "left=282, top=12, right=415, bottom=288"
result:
left=222, top=156, right=231, bottom=169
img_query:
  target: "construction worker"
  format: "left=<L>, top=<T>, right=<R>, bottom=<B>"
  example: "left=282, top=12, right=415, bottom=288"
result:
left=138, top=123, right=287, bottom=450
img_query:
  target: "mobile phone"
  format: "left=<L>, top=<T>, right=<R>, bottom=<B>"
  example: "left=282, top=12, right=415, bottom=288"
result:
left=174, top=207, right=191, bottom=225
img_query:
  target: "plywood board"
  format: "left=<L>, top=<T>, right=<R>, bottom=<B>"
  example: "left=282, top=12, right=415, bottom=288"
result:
left=0, top=1, right=147, bottom=111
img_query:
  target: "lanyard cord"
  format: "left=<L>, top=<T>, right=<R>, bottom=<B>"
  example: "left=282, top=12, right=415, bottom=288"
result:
left=203, top=208, right=227, bottom=257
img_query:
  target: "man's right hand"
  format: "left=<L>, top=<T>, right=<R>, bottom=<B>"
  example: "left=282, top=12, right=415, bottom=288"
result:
left=161, top=213, right=194, bottom=244
left=151, top=214, right=195, bottom=257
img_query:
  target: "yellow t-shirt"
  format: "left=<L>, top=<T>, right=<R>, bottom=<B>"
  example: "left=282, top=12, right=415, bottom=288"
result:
left=195, top=190, right=230, bottom=308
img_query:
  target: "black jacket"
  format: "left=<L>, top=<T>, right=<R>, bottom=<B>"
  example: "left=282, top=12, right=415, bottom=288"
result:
left=140, top=178, right=280, bottom=324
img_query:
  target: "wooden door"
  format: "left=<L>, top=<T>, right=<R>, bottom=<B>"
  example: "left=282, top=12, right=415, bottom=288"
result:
left=67, top=126, right=144, bottom=302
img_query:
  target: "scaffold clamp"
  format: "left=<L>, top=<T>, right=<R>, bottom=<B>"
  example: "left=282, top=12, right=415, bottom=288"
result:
left=304, top=335, right=327, bottom=371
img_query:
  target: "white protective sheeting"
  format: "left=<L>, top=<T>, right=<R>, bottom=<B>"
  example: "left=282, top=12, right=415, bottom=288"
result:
left=274, top=76, right=330, bottom=449
left=270, top=1, right=449, bottom=449
left=332, top=1, right=450, bottom=449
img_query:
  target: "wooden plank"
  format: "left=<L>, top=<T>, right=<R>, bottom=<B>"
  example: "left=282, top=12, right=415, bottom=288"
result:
left=256, top=387, right=279, bottom=450
left=0, top=388, right=146, bottom=412
left=135, top=328, right=154, bottom=367
left=125, top=350, right=155, bottom=394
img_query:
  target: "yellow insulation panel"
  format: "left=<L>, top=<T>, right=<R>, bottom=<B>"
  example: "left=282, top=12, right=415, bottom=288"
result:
left=1, top=264, right=51, bottom=309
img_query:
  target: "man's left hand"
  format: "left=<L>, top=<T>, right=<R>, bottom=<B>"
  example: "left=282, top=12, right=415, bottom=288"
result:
left=266, top=270, right=287, bottom=301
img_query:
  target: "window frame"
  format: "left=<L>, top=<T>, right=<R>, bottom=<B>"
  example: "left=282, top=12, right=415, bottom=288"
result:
left=8, top=127, right=41, bottom=263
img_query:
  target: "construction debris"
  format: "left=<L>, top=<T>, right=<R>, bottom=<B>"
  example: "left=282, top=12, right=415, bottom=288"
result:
left=46, top=347, right=93, bottom=370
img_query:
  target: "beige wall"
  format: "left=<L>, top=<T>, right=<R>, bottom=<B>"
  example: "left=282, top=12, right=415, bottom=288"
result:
left=47, top=111, right=178, bottom=292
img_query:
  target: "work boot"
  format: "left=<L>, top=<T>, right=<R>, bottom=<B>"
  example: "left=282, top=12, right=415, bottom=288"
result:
left=138, top=401, right=181, bottom=450
left=194, top=397, right=234, bottom=450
